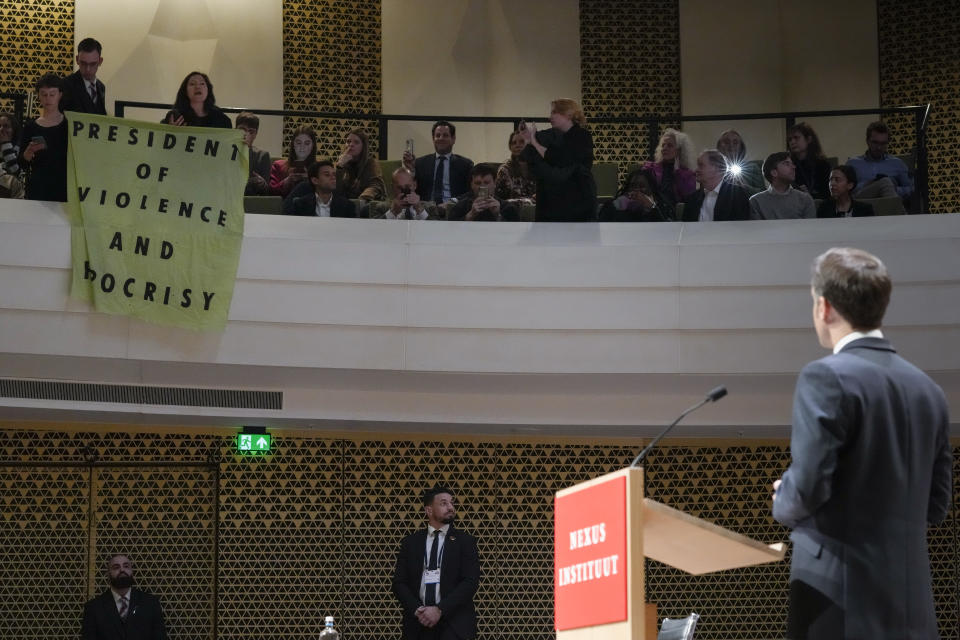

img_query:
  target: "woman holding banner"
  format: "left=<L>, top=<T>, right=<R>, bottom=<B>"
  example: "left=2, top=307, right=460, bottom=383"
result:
left=20, top=73, right=68, bottom=202
left=163, top=71, right=232, bottom=129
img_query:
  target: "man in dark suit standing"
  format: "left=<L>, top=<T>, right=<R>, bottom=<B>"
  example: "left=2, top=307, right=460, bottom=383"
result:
left=393, top=486, right=480, bottom=640
left=61, top=38, right=108, bottom=115
left=81, top=554, right=167, bottom=640
left=402, top=121, right=474, bottom=204
left=282, top=160, right=356, bottom=218
left=772, top=247, right=952, bottom=640
left=682, top=149, right=750, bottom=221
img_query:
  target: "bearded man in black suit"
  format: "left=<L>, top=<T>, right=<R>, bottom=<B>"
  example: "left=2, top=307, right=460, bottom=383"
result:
left=393, top=486, right=480, bottom=640
left=81, top=554, right=167, bottom=640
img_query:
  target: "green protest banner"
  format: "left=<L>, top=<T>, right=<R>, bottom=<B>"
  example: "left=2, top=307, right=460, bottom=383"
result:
left=66, top=112, right=247, bottom=331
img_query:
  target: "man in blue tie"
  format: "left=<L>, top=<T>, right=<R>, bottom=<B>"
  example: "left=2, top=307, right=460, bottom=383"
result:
left=403, top=121, right=474, bottom=205
left=393, top=486, right=480, bottom=639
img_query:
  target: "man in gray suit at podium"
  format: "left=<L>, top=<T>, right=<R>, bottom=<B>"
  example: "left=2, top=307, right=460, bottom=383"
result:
left=772, top=247, right=951, bottom=640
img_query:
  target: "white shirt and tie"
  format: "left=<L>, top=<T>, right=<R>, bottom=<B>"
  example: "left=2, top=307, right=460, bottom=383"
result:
left=419, top=523, right=449, bottom=605
left=86, top=80, right=98, bottom=103
left=699, top=183, right=722, bottom=221
left=314, top=195, right=332, bottom=217
left=111, top=589, right=129, bottom=619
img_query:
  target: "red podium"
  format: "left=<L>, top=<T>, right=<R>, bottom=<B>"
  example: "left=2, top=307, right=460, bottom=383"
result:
left=554, top=467, right=785, bottom=639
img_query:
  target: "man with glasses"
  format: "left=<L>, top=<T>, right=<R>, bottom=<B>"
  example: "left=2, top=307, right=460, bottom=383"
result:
left=62, top=38, right=107, bottom=115
left=846, top=121, right=913, bottom=202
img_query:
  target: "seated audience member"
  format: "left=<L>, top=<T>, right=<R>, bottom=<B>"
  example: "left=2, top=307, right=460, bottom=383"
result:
left=787, top=122, right=831, bottom=200
left=817, top=165, right=875, bottom=218
left=495, top=129, right=536, bottom=204
left=448, top=164, right=518, bottom=221
left=335, top=128, right=385, bottom=202
left=0, top=112, right=22, bottom=178
left=61, top=37, right=107, bottom=115
left=846, top=120, right=913, bottom=201
left=21, top=73, right=68, bottom=202
left=282, top=160, right=356, bottom=218
left=520, top=98, right=597, bottom=222
left=163, top=71, right=232, bottom=129
left=682, top=149, right=750, bottom=222
left=749, top=152, right=816, bottom=220
left=716, top=129, right=764, bottom=194
left=599, top=167, right=671, bottom=222
left=0, top=171, right=24, bottom=198
left=402, top=120, right=473, bottom=203
left=235, top=111, right=272, bottom=196
left=368, top=167, right=439, bottom=220
left=270, top=125, right=317, bottom=197
left=643, top=128, right=696, bottom=208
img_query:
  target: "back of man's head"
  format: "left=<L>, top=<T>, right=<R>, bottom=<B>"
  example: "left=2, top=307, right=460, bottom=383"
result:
left=762, top=151, right=790, bottom=183
left=811, top=247, right=891, bottom=330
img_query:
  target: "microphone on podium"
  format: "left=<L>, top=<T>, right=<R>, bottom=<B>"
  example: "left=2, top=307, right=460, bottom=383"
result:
left=630, top=385, right=728, bottom=468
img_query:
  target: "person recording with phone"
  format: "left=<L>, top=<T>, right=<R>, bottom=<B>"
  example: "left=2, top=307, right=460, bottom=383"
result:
left=21, top=73, right=69, bottom=202
left=447, top=164, right=518, bottom=221
left=369, top=167, right=438, bottom=220
left=518, top=98, right=596, bottom=222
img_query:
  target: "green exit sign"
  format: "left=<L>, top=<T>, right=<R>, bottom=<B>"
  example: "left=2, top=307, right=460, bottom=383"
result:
left=237, top=433, right=271, bottom=452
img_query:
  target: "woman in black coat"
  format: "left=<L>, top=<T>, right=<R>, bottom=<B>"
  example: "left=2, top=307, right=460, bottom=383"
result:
left=163, top=71, right=232, bottom=129
left=519, top=98, right=596, bottom=222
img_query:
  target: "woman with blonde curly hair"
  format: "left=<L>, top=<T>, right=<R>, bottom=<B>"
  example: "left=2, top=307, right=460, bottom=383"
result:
left=642, top=127, right=696, bottom=207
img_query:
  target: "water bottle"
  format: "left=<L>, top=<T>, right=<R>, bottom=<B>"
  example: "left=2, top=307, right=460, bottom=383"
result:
left=318, top=615, right=340, bottom=640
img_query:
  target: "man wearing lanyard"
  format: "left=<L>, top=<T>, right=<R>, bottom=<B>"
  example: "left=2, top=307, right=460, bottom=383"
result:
left=393, top=486, right=480, bottom=640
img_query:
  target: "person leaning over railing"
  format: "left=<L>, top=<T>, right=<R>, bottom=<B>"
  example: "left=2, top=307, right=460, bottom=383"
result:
left=20, top=73, right=68, bottom=202
left=334, top=128, right=385, bottom=203
left=162, top=71, right=232, bottom=129
left=494, top=129, right=536, bottom=206
left=642, top=128, right=696, bottom=210
left=270, top=125, right=317, bottom=197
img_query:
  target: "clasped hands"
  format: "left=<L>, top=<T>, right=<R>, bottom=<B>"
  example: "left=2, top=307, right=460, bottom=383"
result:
left=415, top=605, right=442, bottom=627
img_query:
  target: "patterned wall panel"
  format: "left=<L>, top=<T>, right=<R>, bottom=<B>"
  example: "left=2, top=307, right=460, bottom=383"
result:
left=0, top=466, right=88, bottom=640
left=0, top=428, right=956, bottom=640
left=580, top=0, right=681, bottom=181
left=217, top=436, right=344, bottom=640
left=878, top=0, right=960, bottom=213
left=0, top=1, right=75, bottom=100
left=281, top=0, right=381, bottom=159
left=92, top=466, right=214, bottom=640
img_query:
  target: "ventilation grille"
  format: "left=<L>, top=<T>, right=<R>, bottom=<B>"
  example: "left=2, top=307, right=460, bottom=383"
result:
left=0, top=379, right=282, bottom=410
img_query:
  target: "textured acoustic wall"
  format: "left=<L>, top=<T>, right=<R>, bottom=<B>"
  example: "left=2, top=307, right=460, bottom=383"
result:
left=281, top=0, right=382, bottom=159
left=0, top=0, right=74, bottom=115
left=878, top=0, right=959, bottom=213
left=1, top=427, right=957, bottom=640
left=580, top=0, right=681, bottom=179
